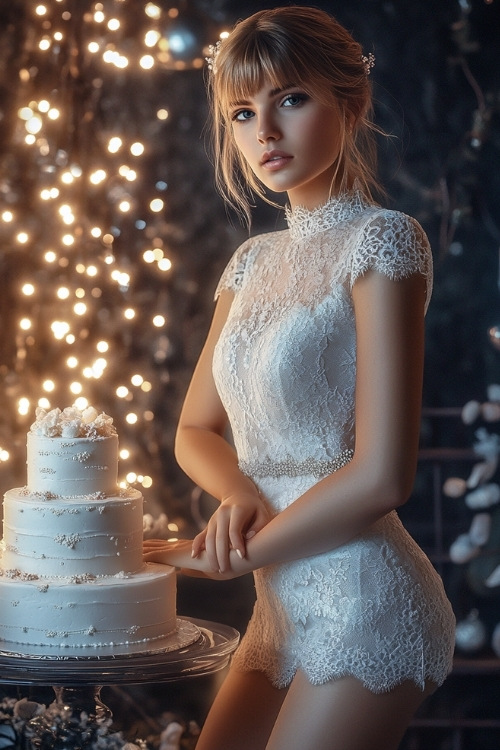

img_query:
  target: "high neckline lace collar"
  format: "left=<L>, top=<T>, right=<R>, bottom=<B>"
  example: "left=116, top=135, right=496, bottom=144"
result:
left=286, top=189, right=368, bottom=240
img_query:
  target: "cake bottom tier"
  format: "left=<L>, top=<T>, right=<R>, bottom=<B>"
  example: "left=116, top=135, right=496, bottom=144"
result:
left=0, top=562, right=176, bottom=649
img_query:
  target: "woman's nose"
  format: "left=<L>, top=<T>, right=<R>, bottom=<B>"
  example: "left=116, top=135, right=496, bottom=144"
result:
left=257, top=112, right=280, bottom=143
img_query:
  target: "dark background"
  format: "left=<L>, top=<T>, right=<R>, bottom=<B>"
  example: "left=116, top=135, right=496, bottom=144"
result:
left=0, top=2, right=499, bottom=747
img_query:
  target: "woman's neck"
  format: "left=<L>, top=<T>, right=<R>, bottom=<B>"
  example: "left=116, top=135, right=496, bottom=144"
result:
left=287, top=174, right=354, bottom=211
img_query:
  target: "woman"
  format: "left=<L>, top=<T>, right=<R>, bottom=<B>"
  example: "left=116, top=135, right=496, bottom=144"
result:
left=144, top=7, right=455, bottom=749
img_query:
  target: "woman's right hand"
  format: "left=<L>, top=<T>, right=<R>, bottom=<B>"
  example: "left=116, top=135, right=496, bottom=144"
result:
left=191, top=490, right=271, bottom=573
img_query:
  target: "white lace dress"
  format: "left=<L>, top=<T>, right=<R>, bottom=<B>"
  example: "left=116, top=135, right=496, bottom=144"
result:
left=212, top=191, right=455, bottom=693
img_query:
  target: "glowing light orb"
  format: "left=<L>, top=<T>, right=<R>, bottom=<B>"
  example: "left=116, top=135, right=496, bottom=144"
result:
left=140, top=55, right=155, bottom=70
left=108, top=136, right=122, bottom=153
left=130, top=142, right=145, bottom=156
left=18, top=398, right=31, bottom=416
left=150, top=198, right=164, bottom=212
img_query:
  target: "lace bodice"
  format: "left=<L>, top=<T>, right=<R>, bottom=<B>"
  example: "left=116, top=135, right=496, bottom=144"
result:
left=213, top=191, right=432, bottom=475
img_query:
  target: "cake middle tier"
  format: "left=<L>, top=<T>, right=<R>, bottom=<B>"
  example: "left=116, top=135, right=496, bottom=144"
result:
left=2, top=488, right=144, bottom=577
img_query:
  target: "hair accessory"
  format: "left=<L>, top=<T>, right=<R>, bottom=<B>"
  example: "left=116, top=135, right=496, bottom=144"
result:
left=361, top=52, right=375, bottom=75
left=205, top=40, right=222, bottom=72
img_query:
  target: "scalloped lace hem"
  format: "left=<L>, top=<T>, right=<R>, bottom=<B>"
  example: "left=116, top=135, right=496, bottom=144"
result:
left=230, top=658, right=448, bottom=694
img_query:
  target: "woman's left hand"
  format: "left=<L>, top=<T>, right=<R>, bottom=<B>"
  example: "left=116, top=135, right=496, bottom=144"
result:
left=143, top=538, right=244, bottom=580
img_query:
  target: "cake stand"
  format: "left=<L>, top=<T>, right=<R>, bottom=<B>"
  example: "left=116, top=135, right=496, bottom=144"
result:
left=0, top=617, right=239, bottom=746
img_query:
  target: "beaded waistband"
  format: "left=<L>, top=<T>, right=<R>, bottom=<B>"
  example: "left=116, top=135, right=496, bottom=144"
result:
left=239, top=449, right=354, bottom=479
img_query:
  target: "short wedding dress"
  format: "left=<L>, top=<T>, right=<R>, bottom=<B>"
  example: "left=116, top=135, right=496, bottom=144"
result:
left=212, top=190, right=455, bottom=693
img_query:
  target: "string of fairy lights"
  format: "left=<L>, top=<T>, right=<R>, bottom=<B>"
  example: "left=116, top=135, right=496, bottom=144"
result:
left=0, top=0, right=228, bottom=504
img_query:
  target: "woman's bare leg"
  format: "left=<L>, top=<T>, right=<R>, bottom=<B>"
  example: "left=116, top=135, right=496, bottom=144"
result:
left=195, top=667, right=288, bottom=750
left=266, top=670, right=436, bottom=750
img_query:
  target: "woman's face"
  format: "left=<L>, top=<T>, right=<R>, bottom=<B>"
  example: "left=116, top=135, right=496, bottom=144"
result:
left=228, top=80, right=344, bottom=209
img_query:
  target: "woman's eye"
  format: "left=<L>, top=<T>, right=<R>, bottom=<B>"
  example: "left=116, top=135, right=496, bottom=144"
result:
left=232, top=109, right=254, bottom=122
left=282, top=93, right=308, bottom=107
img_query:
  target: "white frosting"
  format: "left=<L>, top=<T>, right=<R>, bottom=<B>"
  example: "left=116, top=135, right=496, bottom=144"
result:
left=0, top=563, right=176, bottom=647
left=2, top=488, right=143, bottom=577
left=27, top=433, right=119, bottom=497
left=0, top=406, right=177, bottom=650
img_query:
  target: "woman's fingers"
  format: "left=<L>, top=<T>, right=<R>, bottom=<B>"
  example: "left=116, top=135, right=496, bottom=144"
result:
left=191, top=528, right=207, bottom=558
left=143, top=539, right=194, bottom=567
left=233, top=504, right=271, bottom=553
left=143, top=539, right=173, bottom=556
left=143, top=539, right=170, bottom=559
left=192, top=494, right=271, bottom=572
left=201, top=506, right=231, bottom=572
left=228, top=505, right=254, bottom=560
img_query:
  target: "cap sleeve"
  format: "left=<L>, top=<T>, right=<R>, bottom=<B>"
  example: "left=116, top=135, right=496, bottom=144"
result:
left=214, top=237, right=256, bottom=300
left=350, top=210, right=433, bottom=311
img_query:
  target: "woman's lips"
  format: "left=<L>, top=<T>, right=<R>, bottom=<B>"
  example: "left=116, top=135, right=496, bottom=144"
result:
left=260, top=151, right=293, bottom=170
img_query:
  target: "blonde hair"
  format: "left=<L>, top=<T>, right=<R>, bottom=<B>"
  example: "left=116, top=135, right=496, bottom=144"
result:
left=207, top=6, right=383, bottom=225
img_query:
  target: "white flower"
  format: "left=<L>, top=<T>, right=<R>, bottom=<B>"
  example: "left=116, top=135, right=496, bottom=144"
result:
left=31, top=407, right=62, bottom=436
left=93, top=412, right=115, bottom=436
left=60, top=420, right=81, bottom=438
left=29, top=404, right=116, bottom=437
left=82, top=406, right=99, bottom=424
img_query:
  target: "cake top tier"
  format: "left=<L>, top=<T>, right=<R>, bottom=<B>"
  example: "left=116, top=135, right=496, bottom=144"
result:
left=27, top=406, right=118, bottom=497
left=30, top=406, right=116, bottom=439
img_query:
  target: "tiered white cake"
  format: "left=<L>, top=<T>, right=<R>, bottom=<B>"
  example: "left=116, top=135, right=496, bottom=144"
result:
left=0, top=406, right=176, bottom=650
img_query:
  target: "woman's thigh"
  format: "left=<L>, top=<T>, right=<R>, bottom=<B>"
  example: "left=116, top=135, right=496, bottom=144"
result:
left=266, top=670, right=436, bottom=750
left=194, top=667, right=288, bottom=750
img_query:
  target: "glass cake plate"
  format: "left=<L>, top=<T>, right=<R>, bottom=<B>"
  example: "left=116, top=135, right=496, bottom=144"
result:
left=0, top=618, right=240, bottom=743
left=0, top=618, right=240, bottom=685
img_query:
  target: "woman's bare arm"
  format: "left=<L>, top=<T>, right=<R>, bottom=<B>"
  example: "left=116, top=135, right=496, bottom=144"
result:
left=173, top=289, right=271, bottom=564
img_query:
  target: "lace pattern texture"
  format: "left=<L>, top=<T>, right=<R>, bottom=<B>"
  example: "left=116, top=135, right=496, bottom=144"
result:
left=212, top=191, right=454, bottom=691
left=232, top=506, right=455, bottom=692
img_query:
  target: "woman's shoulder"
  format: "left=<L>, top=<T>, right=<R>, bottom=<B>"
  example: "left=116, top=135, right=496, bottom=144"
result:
left=350, top=203, right=431, bottom=267
left=358, top=204, right=429, bottom=242
left=214, top=228, right=286, bottom=300
left=348, top=204, right=433, bottom=308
